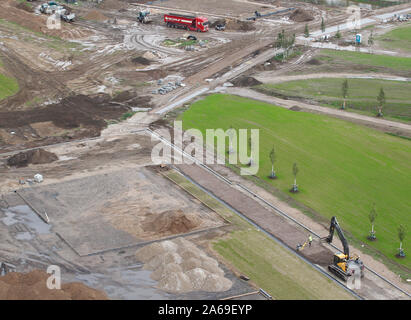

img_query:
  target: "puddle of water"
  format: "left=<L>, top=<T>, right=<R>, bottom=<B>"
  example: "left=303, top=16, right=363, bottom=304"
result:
left=15, top=232, right=34, bottom=241
left=75, top=269, right=168, bottom=300
left=1, top=205, right=51, bottom=235
left=297, top=0, right=410, bottom=9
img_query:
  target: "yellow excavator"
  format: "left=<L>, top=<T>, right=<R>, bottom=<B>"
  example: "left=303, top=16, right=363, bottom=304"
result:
left=322, top=216, right=364, bottom=281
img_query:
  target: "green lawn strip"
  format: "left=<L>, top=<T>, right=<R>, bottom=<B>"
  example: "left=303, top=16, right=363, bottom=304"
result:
left=0, top=73, right=19, bottom=100
left=318, top=49, right=411, bottom=71
left=376, top=24, right=411, bottom=52
left=255, top=78, right=411, bottom=122
left=165, top=170, right=354, bottom=299
left=179, top=94, right=411, bottom=270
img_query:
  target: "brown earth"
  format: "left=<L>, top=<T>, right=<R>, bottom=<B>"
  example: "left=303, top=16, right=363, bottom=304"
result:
left=0, top=0, right=91, bottom=40
left=142, top=210, right=203, bottom=235
left=0, top=94, right=128, bottom=131
left=289, top=9, right=314, bottom=22
left=7, top=148, right=58, bottom=168
left=231, top=76, right=262, bottom=87
left=0, top=270, right=108, bottom=300
left=83, top=10, right=109, bottom=22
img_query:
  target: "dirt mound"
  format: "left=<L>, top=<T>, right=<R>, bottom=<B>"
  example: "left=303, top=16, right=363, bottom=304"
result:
left=231, top=76, right=262, bottom=87
left=0, top=94, right=133, bottom=140
left=307, top=58, right=321, bottom=65
left=98, top=0, right=127, bottom=10
left=132, top=56, right=152, bottom=66
left=7, top=148, right=58, bottom=168
left=0, top=270, right=108, bottom=300
left=143, top=210, right=202, bottom=235
left=135, top=238, right=232, bottom=293
left=211, top=19, right=255, bottom=31
left=289, top=9, right=314, bottom=22
left=83, top=10, right=109, bottom=22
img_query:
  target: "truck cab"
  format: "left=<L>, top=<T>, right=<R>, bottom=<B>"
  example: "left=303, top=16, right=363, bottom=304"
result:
left=196, top=17, right=209, bottom=32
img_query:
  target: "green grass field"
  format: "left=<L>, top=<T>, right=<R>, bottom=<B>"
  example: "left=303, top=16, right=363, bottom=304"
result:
left=377, top=24, right=411, bottom=52
left=256, top=78, right=411, bottom=122
left=180, top=94, right=411, bottom=270
left=309, top=50, right=411, bottom=77
left=0, top=73, right=18, bottom=101
left=165, top=170, right=354, bottom=299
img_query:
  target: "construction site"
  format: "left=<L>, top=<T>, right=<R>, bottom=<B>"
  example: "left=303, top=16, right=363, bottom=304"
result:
left=0, top=0, right=410, bottom=301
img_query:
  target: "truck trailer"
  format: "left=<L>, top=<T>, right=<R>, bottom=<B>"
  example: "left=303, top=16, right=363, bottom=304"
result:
left=164, top=13, right=209, bottom=32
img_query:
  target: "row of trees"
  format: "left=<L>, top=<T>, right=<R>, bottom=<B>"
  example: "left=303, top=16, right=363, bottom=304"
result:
left=268, top=146, right=299, bottom=193
left=341, top=80, right=386, bottom=117
left=368, top=204, right=406, bottom=258
left=267, top=146, right=406, bottom=258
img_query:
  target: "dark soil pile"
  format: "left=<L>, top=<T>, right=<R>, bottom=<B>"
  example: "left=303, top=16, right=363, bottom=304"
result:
left=289, top=9, right=314, bottom=22
left=131, top=56, right=151, bottom=66
left=143, top=210, right=202, bottom=235
left=7, top=148, right=58, bottom=168
left=231, top=76, right=262, bottom=87
left=0, top=94, right=130, bottom=133
left=307, top=58, right=321, bottom=65
left=210, top=19, right=255, bottom=31
left=0, top=270, right=108, bottom=300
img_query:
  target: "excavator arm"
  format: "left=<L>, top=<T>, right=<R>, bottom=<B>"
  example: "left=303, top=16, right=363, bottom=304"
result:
left=323, top=216, right=350, bottom=258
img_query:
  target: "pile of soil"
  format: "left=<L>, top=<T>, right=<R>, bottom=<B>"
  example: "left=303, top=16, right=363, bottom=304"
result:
left=231, top=76, right=262, bottom=87
left=0, top=94, right=131, bottom=137
left=7, top=148, right=58, bottom=168
left=307, top=58, right=321, bottom=65
left=0, top=270, right=108, bottom=300
left=131, top=56, right=151, bottom=66
left=83, top=10, right=109, bottom=22
left=210, top=19, right=255, bottom=31
left=142, top=210, right=203, bottom=235
left=136, top=238, right=232, bottom=293
left=289, top=9, right=314, bottom=22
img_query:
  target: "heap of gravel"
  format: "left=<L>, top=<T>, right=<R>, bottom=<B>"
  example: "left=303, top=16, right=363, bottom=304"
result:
left=135, top=238, right=232, bottom=293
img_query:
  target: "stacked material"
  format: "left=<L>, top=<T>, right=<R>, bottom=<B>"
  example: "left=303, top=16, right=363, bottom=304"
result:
left=136, top=238, right=232, bottom=293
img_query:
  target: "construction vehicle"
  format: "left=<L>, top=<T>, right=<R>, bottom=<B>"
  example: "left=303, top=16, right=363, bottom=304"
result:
left=61, top=12, right=75, bottom=22
left=137, top=10, right=152, bottom=24
left=322, top=216, right=364, bottom=281
left=164, top=13, right=209, bottom=32
left=40, top=2, right=63, bottom=14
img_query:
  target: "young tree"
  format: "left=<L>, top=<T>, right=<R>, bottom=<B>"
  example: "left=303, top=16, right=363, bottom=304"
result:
left=248, top=136, right=253, bottom=166
left=335, top=27, right=341, bottom=39
left=304, top=24, right=310, bottom=38
left=321, top=17, right=326, bottom=33
left=341, top=79, right=349, bottom=110
left=227, top=125, right=235, bottom=154
left=269, top=146, right=277, bottom=179
left=368, top=30, right=374, bottom=53
left=290, top=162, right=299, bottom=193
left=367, top=203, right=377, bottom=240
left=377, top=87, right=385, bottom=117
left=397, top=225, right=406, bottom=257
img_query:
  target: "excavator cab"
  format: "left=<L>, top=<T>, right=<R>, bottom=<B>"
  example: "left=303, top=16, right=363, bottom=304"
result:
left=323, top=217, right=364, bottom=281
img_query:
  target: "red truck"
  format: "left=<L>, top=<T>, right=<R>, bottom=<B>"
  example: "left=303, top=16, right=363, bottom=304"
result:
left=164, top=13, right=209, bottom=32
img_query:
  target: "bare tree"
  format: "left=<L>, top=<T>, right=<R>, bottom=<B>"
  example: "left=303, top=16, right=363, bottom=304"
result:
left=397, top=225, right=406, bottom=257
left=341, top=79, right=348, bottom=110
left=269, top=146, right=276, bottom=179
left=367, top=203, right=377, bottom=240
left=377, top=87, right=385, bottom=117
left=290, top=162, right=299, bottom=193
